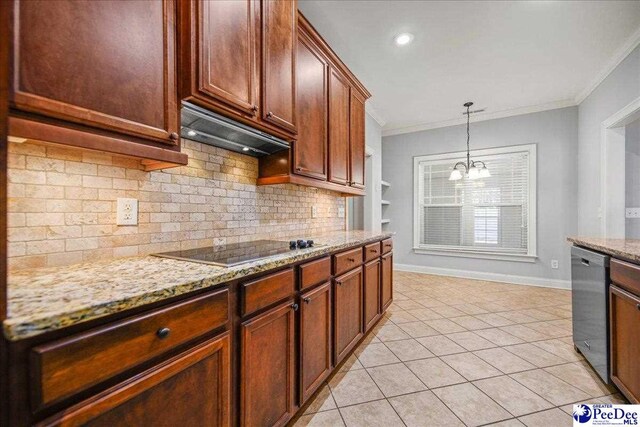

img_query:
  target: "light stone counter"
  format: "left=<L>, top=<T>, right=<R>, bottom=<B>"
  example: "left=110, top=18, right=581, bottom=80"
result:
left=567, top=236, right=640, bottom=264
left=6, top=230, right=393, bottom=341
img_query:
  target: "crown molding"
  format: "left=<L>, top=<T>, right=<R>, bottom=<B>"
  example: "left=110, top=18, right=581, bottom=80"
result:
left=382, top=99, right=576, bottom=137
left=365, top=102, right=386, bottom=127
left=574, top=26, right=640, bottom=105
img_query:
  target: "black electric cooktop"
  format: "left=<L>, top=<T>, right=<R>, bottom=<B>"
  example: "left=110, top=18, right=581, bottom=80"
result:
left=151, top=239, right=318, bottom=267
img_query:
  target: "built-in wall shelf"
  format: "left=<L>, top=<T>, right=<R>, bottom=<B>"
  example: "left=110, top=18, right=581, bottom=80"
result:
left=381, top=180, right=391, bottom=188
left=381, top=219, right=390, bottom=224
left=381, top=200, right=390, bottom=205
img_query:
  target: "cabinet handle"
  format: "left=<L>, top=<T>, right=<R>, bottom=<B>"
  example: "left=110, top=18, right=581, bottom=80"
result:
left=296, top=167, right=302, bottom=171
left=156, top=327, right=171, bottom=339
left=291, top=303, right=299, bottom=311
left=304, top=297, right=311, bottom=304
left=347, top=258, right=356, bottom=262
left=267, top=111, right=273, bottom=118
left=251, top=105, right=258, bottom=112
left=169, top=132, right=179, bottom=141
left=636, top=304, right=640, bottom=311
left=336, top=280, right=342, bottom=286
left=369, top=249, right=378, bottom=253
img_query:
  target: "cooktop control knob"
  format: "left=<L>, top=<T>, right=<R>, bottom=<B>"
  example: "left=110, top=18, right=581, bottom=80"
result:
left=307, top=240, right=314, bottom=247
left=289, top=241, right=297, bottom=249
left=298, top=240, right=308, bottom=249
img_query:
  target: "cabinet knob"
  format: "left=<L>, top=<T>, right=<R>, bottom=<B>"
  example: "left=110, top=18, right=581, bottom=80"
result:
left=291, top=303, right=299, bottom=311
left=267, top=111, right=273, bottom=118
left=347, top=258, right=356, bottom=262
left=169, top=132, right=179, bottom=141
left=156, top=327, right=171, bottom=339
left=336, top=280, right=343, bottom=286
left=304, top=297, right=311, bottom=304
left=251, top=105, right=258, bottom=112
left=369, top=249, right=378, bottom=253
left=636, top=304, right=640, bottom=311
left=296, top=167, right=302, bottom=171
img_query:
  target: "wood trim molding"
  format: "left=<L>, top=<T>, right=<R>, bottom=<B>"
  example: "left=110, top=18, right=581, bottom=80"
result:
left=256, top=174, right=365, bottom=196
left=9, top=117, right=188, bottom=169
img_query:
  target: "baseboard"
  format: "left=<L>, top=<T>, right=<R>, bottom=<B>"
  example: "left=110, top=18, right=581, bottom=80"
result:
left=394, top=263, right=571, bottom=290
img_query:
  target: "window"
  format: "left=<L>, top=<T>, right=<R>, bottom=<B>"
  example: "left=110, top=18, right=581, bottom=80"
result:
left=413, top=144, right=537, bottom=262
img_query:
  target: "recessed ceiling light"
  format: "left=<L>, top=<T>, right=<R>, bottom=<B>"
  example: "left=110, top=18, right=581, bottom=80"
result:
left=187, top=130, right=197, bottom=137
left=394, top=33, right=414, bottom=46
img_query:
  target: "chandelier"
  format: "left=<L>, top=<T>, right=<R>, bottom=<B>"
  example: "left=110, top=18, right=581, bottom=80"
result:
left=449, top=102, right=490, bottom=181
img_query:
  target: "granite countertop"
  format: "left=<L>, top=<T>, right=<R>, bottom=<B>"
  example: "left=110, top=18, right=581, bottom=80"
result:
left=567, top=236, right=640, bottom=264
left=6, top=230, right=393, bottom=341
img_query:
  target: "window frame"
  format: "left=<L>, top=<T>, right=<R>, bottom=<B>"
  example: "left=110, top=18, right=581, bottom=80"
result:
left=412, top=144, right=537, bottom=263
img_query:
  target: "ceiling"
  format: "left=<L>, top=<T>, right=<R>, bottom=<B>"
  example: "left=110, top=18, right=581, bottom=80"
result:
left=298, top=1, right=640, bottom=136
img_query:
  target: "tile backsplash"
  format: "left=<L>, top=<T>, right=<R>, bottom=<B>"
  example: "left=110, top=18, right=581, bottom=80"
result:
left=7, top=139, right=346, bottom=271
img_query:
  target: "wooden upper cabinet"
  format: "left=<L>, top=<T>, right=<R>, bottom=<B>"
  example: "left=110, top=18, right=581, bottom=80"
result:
left=293, top=31, right=328, bottom=180
left=261, top=0, right=297, bottom=134
left=180, top=0, right=259, bottom=117
left=349, top=91, right=366, bottom=188
left=42, top=334, right=231, bottom=427
left=10, top=0, right=184, bottom=161
left=328, top=68, right=351, bottom=185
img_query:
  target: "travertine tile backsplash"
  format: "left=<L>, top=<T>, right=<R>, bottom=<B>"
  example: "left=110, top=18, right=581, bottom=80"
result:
left=7, top=139, right=345, bottom=271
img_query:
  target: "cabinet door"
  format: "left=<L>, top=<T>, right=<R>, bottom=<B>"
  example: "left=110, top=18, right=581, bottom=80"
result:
left=43, top=334, right=231, bottom=427
left=328, top=68, right=351, bottom=185
left=334, top=267, right=363, bottom=365
left=294, top=32, right=328, bottom=180
left=186, top=0, right=259, bottom=117
left=349, top=91, right=366, bottom=188
left=241, top=301, right=296, bottom=427
left=610, top=285, right=640, bottom=403
left=11, top=0, right=179, bottom=146
left=381, top=252, right=393, bottom=312
left=300, top=282, right=332, bottom=404
left=364, top=259, right=381, bottom=332
left=261, top=0, right=297, bottom=133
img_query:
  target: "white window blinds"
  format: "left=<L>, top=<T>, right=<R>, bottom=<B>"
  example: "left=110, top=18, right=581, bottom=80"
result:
left=413, top=145, right=536, bottom=260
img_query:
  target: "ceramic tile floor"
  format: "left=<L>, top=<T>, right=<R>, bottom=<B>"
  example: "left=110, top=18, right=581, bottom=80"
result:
left=294, top=271, right=625, bottom=427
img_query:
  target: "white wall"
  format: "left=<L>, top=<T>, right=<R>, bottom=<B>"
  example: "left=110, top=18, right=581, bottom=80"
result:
left=577, top=45, right=640, bottom=236
left=626, top=119, right=640, bottom=239
left=382, top=107, right=578, bottom=286
left=364, top=112, right=383, bottom=232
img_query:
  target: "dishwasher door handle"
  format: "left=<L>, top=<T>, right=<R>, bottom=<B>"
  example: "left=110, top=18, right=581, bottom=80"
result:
left=581, top=258, right=590, bottom=266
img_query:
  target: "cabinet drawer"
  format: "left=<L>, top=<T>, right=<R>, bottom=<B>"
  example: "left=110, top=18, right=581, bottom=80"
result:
left=300, top=257, right=331, bottom=291
left=333, top=247, right=363, bottom=276
left=364, top=242, right=381, bottom=262
left=611, top=259, right=640, bottom=296
left=31, top=288, right=229, bottom=410
left=242, top=268, right=295, bottom=316
left=381, top=238, right=393, bottom=254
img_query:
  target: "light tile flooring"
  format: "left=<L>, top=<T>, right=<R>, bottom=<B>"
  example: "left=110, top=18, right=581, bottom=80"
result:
left=294, top=271, right=625, bottom=427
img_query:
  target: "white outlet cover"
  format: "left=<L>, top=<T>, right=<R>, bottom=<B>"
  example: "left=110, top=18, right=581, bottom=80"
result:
left=338, top=206, right=345, bottom=218
left=625, top=207, right=640, bottom=218
left=311, top=206, right=318, bottom=218
left=116, top=198, right=138, bottom=226
left=551, top=259, right=559, bottom=269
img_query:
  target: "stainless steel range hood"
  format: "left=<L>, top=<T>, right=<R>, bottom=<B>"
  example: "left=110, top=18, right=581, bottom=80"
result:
left=180, top=102, right=290, bottom=157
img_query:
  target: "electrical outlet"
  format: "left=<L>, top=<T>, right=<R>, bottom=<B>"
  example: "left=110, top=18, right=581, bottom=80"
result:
left=338, top=206, right=345, bottom=218
left=311, top=206, right=318, bottom=218
left=116, top=198, right=138, bottom=226
left=551, top=259, right=559, bottom=269
left=626, top=207, right=640, bottom=218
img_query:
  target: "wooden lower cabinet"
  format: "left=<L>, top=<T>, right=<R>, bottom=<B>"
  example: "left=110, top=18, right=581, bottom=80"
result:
left=610, top=284, right=640, bottom=403
left=381, top=252, right=393, bottom=311
left=364, top=259, right=381, bottom=332
left=299, top=282, right=332, bottom=404
left=41, top=333, right=231, bottom=427
left=241, top=301, right=296, bottom=427
left=333, top=267, right=363, bottom=365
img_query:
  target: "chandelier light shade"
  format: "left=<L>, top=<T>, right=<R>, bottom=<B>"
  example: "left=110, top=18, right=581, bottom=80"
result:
left=449, top=102, right=490, bottom=181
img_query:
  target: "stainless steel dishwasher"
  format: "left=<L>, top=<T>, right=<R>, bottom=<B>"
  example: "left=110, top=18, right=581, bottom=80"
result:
left=571, top=246, right=611, bottom=383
